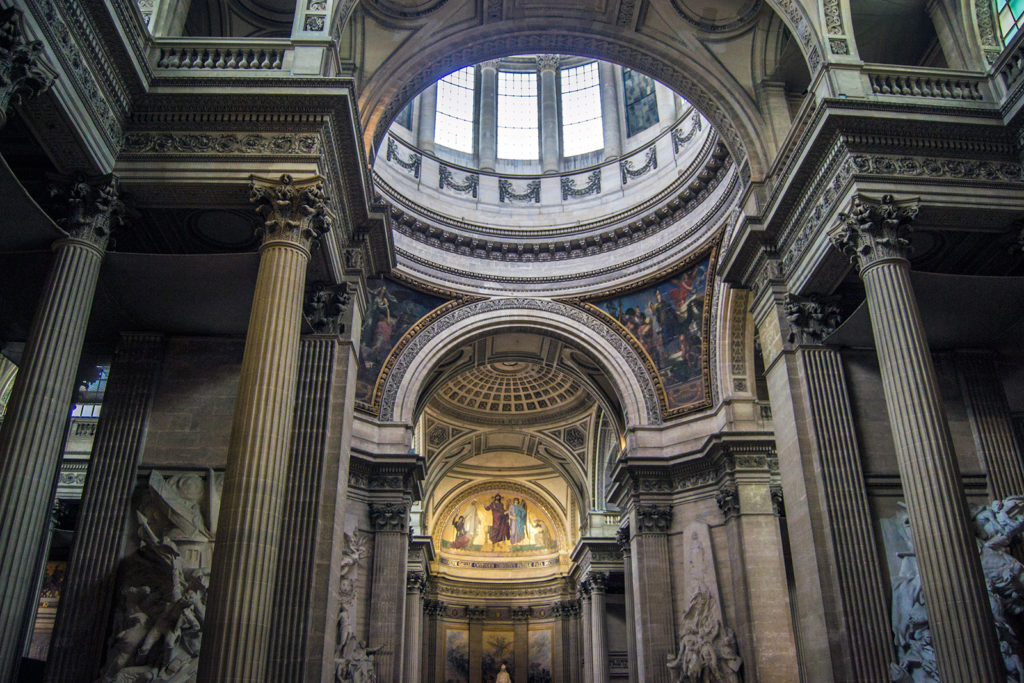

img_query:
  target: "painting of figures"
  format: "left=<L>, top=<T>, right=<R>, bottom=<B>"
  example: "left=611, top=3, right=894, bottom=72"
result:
left=594, top=255, right=710, bottom=411
left=355, top=278, right=446, bottom=407
left=528, top=629, right=553, bottom=683
left=445, top=629, right=469, bottom=683
left=442, top=490, right=559, bottom=555
left=482, top=630, right=514, bottom=682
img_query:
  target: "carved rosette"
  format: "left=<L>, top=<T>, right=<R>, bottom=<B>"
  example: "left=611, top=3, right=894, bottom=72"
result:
left=784, top=293, right=842, bottom=346
left=368, top=502, right=409, bottom=532
left=716, top=485, right=740, bottom=519
left=511, top=606, right=531, bottom=621
left=635, top=504, right=672, bottom=534
left=248, top=173, right=331, bottom=249
left=831, top=194, right=920, bottom=271
left=0, top=7, right=57, bottom=127
left=303, top=282, right=353, bottom=336
left=49, top=174, right=126, bottom=250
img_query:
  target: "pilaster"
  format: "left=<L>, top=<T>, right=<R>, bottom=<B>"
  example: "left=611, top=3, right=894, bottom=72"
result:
left=830, top=193, right=1003, bottom=682
left=587, top=571, right=609, bottom=683
left=629, top=503, right=674, bottom=683
left=45, top=333, right=165, bottom=683
left=198, top=174, right=329, bottom=682
left=468, top=605, right=486, bottom=683
left=578, top=581, right=594, bottom=683
left=511, top=605, right=530, bottom=682
left=598, top=60, right=620, bottom=160
left=403, top=572, right=426, bottom=683
left=617, top=527, right=638, bottom=683
left=0, top=173, right=121, bottom=682
left=368, top=502, right=410, bottom=683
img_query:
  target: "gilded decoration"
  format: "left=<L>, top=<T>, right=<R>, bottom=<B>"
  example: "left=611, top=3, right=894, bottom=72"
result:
left=433, top=482, right=565, bottom=573
left=582, top=237, right=720, bottom=416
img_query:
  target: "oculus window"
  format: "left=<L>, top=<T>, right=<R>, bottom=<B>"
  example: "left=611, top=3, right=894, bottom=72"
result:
left=560, top=62, right=604, bottom=156
left=998, top=0, right=1024, bottom=44
left=435, top=66, right=476, bottom=154
left=498, top=71, right=539, bottom=160
left=622, top=66, right=659, bottom=137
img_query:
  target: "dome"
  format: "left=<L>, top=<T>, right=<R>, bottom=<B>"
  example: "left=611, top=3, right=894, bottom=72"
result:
left=373, top=55, right=737, bottom=297
left=434, top=361, right=591, bottom=422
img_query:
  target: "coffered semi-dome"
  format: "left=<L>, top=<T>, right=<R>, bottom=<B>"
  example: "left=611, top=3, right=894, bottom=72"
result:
left=373, top=54, right=737, bottom=298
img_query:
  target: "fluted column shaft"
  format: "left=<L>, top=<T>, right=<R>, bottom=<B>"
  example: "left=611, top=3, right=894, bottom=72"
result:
left=598, top=60, right=621, bottom=160
left=630, top=505, right=674, bottom=683
left=0, top=223, right=111, bottom=681
left=956, top=352, right=1024, bottom=499
left=478, top=61, right=498, bottom=171
left=861, top=257, right=1002, bottom=680
left=403, top=575, right=424, bottom=683
left=199, top=173, right=328, bottom=682
left=46, top=333, right=165, bottom=682
left=368, top=504, right=409, bottom=682
left=619, top=534, right=638, bottom=682
left=589, top=575, right=608, bottom=683
left=538, top=55, right=560, bottom=172
left=567, top=603, right=581, bottom=683
left=579, top=589, right=594, bottom=683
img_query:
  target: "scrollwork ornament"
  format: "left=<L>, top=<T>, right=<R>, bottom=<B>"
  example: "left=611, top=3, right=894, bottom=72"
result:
left=831, top=194, right=919, bottom=271
left=635, top=504, right=673, bottom=534
left=49, top=173, right=126, bottom=249
left=249, top=173, right=332, bottom=248
left=368, top=502, right=408, bottom=532
left=0, top=7, right=57, bottom=128
left=304, top=282, right=353, bottom=336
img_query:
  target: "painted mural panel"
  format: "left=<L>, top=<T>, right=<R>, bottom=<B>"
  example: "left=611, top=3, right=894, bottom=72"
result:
left=445, top=628, right=470, bottom=683
left=528, top=628, right=553, bottom=683
left=482, top=629, right=514, bottom=682
left=595, top=255, right=710, bottom=411
left=441, top=489, right=559, bottom=556
left=356, top=278, right=446, bottom=407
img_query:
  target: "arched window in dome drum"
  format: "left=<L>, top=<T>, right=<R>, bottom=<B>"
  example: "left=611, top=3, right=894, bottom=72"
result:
left=622, top=66, right=659, bottom=137
left=434, top=66, right=476, bottom=153
left=497, top=70, right=539, bottom=160
left=560, top=62, right=604, bottom=156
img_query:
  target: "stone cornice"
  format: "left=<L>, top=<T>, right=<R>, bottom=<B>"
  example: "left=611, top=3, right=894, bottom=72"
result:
left=347, top=452, right=425, bottom=499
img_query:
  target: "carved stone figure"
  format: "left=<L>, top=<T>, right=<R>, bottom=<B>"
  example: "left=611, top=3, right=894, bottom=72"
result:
left=335, top=530, right=372, bottom=682
left=99, top=471, right=221, bottom=682
left=885, top=497, right=1024, bottom=682
left=667, top=523, right=742, bottom=683
left=335, top=633, right=379, bottom=683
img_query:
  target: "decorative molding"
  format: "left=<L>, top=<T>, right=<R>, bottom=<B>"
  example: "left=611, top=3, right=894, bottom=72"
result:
left=620, top=148, right=657, bottom=185
left=498, top=178, right=540, bottom=203
left=560, top=170, right=601, bottom=200
left=510, top=606, right=532, bottom=621
left=774, top=0, right=822, bottom=73
left=122, top=132, right=320, bottom=156
left=831, top=193, right=920, bottom=270
left=466, top=605, right=487, bottom=621
left=377, top=298, right=661, bottom=425
left=829, top=38, right=849, bottom=55
left=670, top=0, right=761, bottom=33
left=387, top=136, right=421, bottom=179
left=784, top=293, right=841, bottom=346
left=0, top=7, right=56, bottom=127
left=49, top=174, right=126, bottom=249
left=303, top=282, right=353, bottom=336
left=536, top=54, right=560, bottom=71
left=823, top=0, right=843, bottom=34
left=406, top=572, right=427, bottom=592
left=770, top=484, right=785, bottom=517
left=715, top=485, right=739, bottom=518
left=635, top=504, right=672, bottom=534
left=671, top=112, right=702, bottom=155
left=438, top=164, right=479, bottom=198
left=155, top=45, right=286, bottom=70
left=249, top=173, right=332, bottom=247
left=368, top=502, right=409, bottom=532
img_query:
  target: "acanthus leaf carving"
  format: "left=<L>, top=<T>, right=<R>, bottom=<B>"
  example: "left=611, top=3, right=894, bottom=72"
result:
left=0, top=7, right=57, bottom=127
left=784, top=293, right=842, bottom=346
left=249, top=173, right=332, bottom=247
left=49, top=173, right=126, bottom=249
left=831, top=193, right=919, bottom=270
left=304, top=282, right=354, bottom=337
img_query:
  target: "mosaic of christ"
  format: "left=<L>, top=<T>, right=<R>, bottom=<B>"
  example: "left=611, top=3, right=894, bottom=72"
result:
left=441, top=491, right=559, bottom=555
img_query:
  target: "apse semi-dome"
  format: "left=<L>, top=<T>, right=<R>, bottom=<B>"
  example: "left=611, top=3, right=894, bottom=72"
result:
left=373, top=54, right=736, bottom=298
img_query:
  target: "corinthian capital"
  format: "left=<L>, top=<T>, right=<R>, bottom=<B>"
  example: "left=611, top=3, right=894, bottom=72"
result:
left=303, top=282, right=353, bottom=336
left=368, top=502, right=408, bottom=532
left=536, top=54, right=560, bottom=72
left=830, top=194, right=919, bottom=271
left=249, top=173, right=331, bottom=247
left=0, top=8, right=57, bottom=128
left=784, top=294, right=841, bottom=346
left=49, top=174, right=126, bottom=249
left=635, top=504, right=672, bottom=534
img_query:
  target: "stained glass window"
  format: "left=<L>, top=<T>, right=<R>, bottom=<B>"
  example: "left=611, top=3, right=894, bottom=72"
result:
left=561, top=62, right=604, bottom=156
left=622, top=67, right=659, bottom=137
left=498, top=70, right=539, bottom=160
left=435, top=66, right=475, bottom=153
left=998, top=0, right=1024, bottom=44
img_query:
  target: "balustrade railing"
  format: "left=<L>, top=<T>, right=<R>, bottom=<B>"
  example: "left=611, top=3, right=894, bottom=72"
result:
left=153, top=39, right=291, bottom=72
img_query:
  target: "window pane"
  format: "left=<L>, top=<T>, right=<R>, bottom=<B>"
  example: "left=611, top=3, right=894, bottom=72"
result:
left=622, top=67, right=659, bottom=137
left=435, top=66, right=475, bottom=154
left=498, top=71, right=539, bottom=160
left=561, top=62, right=604, bottom=156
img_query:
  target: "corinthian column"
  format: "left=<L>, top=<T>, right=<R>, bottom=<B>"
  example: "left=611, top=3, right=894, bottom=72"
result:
left=0, top=174, right=123, bottom=683
left=537, top=55, right=560, bottom=172
left=46, top=333, right=165, bottom=682
left=0, top=7, right=56, bottom=129
left=630, top=504, right=674, bottom=683
left=368, top=502, right=410, bottom=682
left=587, top=572, right=609, bottom=683
left=198, top=173, right=330, bottom=682
left=830, top=194, right=1003, bottom=682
